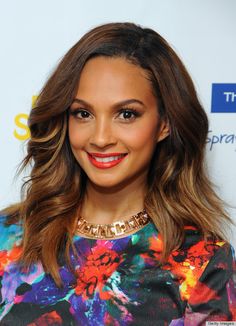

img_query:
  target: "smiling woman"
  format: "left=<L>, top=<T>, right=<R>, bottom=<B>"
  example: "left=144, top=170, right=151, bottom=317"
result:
left=68, top=56, right=168, bottom=199
left=0, top=22, right=236, bottom=325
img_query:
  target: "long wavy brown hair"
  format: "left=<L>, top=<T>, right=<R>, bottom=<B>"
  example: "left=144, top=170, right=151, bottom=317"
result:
left=4, top=22, right=232, bottom=286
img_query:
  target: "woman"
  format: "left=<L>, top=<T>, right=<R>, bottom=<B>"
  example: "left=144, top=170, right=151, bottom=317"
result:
left=0, top=22, right=235, bottom=325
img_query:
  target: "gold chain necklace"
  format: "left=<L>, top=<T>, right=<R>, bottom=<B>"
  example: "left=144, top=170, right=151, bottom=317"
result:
left=76, top=209, right=151, bottom=239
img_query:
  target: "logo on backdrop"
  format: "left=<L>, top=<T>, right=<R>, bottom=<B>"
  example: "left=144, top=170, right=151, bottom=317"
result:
left=211, top=83, right=236, bottom=113
left=209, top=84, right=236, bottom=151
left=207, top=130, right=236, bottom=151
left=14, top=96, right=37, bottom=141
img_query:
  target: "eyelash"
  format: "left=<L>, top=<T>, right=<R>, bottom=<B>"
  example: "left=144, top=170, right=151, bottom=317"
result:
left=69, top=108, right=141, bottom=121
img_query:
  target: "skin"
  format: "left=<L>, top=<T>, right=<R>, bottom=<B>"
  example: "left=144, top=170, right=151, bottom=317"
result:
left=68, top=56, right=169, bottom=224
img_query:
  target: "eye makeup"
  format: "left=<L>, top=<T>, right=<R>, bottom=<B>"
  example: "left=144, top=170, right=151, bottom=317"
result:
left=69, top=107, right=142, bottom=122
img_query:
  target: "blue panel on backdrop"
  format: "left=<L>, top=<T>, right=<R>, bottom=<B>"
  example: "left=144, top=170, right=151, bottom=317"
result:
left=211, top=83, right=236, bottom=113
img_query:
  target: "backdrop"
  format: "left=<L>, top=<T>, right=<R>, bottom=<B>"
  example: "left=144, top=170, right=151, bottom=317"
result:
left=1, top=0, right=235, bottom=248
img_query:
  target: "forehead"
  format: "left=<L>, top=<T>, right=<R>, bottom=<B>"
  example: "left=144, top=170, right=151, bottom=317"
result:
left=75, top=56, right=155, bottom=103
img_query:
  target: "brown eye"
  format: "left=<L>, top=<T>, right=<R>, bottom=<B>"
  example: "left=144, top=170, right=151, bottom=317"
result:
left=70, top=109, right=92, bottom=120
left=78, top=110, right=90, bottom=119
left=118, top=108, right=140, bottom=120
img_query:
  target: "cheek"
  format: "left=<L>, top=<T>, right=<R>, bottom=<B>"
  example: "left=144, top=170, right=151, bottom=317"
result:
left=68, top=120, right=84, bottom=150
left=125, top=124, right=157, bottom=150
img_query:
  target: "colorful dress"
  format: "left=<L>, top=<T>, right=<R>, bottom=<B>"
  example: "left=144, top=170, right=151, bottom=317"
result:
left=0, top=214, right=235, bottom=325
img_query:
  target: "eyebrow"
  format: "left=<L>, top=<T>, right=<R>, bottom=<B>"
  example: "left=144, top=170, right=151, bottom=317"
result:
left=71, top=98, right=145, bottom=109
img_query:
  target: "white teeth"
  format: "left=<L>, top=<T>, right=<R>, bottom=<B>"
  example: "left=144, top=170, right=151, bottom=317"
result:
left=93, top=155, right=125, bottom=163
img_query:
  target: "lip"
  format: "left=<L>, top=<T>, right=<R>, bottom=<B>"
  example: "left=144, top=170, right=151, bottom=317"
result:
left=88, top=152, right=127, bottom=158
left=87, top=152, right=128, bottom=169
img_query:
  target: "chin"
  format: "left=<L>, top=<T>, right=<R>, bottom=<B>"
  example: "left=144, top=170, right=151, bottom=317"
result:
left=88, top=176, right=128, bottom=190
left=92, top=180, right=121, bottom=188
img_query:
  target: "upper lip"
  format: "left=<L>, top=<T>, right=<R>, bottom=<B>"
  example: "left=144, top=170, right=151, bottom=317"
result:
left=88, top=152, right=127, bottom=158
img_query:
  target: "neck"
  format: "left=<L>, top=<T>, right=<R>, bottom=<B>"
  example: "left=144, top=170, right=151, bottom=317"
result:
left=80, top=176, right=147, bottom=224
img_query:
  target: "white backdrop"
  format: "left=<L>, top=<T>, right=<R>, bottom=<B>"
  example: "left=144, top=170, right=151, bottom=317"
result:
left=1, top=0, right=235, bottom=248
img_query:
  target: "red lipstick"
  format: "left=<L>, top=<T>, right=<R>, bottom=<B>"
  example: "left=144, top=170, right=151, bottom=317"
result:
left=87, top=152, right=128, bottom=169
left=88, top=152, right=126, bottom=158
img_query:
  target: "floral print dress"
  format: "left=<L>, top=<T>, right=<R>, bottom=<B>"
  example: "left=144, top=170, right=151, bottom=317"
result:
left=0, top=214, right=235, bottom=325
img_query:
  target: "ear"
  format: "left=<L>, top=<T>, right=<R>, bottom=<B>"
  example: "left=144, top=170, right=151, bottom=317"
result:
left=156, top=121, right=170, bottom=143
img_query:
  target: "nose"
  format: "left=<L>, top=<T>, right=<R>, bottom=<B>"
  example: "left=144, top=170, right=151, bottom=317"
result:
left=89, top=117, right=117, bottom=148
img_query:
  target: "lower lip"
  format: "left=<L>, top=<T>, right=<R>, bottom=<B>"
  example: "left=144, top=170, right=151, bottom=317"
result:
left=87, top=153, right=127, bottom=169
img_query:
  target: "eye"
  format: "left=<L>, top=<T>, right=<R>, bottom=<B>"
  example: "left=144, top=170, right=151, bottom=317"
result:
left=69, top=109, right=92, bottom=120
left=118, top=108, right=140, bottom=121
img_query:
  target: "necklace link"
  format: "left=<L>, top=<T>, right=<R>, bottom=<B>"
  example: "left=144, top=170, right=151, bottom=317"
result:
left=77, top=209, right=150, bottom=239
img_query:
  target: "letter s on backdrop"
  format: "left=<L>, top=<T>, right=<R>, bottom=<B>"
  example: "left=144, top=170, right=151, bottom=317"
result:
left=14, top=113, right=30, bottom=141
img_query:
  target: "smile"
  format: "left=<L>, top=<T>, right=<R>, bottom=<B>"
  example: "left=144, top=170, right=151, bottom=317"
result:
left=87, top=153, right=128, bottom=169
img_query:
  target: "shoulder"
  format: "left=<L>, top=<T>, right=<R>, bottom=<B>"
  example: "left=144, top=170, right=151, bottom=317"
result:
left=165, top=226, right=235, bottom=300
left=181, top=226, right=234, bottom=272
left=0, top=214, right=23, bottom=251
left=178, top=228, right=236, bottom=321
left=0, top=214, right=23, bottom=279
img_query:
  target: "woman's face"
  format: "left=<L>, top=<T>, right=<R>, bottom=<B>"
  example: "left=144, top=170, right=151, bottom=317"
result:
left=68, top=56, right=168, bottom=190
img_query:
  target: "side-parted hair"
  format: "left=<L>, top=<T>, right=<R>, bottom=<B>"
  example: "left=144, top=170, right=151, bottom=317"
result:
left=4, top=22, right=232, bottom=286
